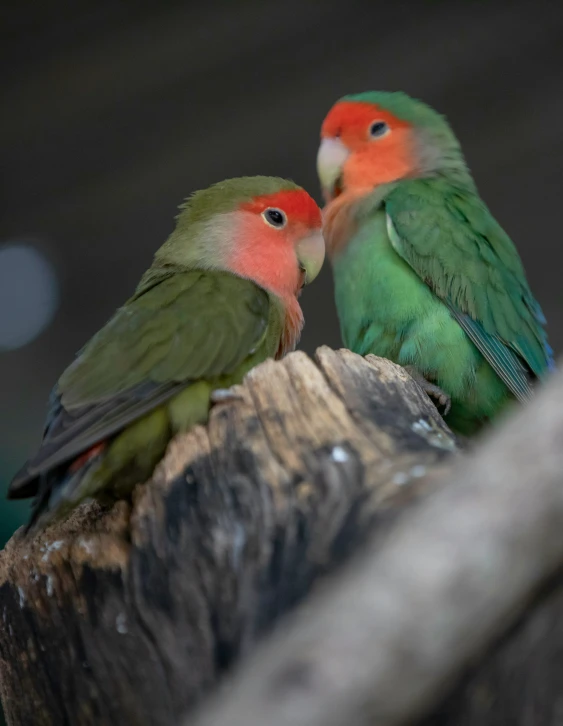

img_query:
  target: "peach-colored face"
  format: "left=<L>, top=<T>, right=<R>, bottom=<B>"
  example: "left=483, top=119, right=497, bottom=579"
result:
left=228, top=189, right=325, bottom=303
left=317, top=101, right=416, bottom=202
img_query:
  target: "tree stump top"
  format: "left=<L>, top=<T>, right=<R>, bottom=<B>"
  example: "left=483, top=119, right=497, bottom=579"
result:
left=0, top=347, right=455, bottom=726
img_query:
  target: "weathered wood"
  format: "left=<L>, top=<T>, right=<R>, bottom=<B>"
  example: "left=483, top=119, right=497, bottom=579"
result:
left=0, top=348, right=456, bottom=726
left=420, top=572, right=563, bottom=726
left=188, top=356, right=563, bottom=726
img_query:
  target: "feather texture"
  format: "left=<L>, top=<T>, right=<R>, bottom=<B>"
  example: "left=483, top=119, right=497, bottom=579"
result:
left=385, top=179, right=553, bottom=400
left=9, top=269, right=279, bottom=498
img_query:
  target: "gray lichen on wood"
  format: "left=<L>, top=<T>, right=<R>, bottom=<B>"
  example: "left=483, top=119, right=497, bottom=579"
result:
left=0, top=348, right=455, bottom=726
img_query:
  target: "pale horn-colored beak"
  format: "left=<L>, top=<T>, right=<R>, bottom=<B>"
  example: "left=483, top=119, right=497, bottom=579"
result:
left=296, top=230, right=325, bottom=286
left=316, top=137, right=350, bottom=203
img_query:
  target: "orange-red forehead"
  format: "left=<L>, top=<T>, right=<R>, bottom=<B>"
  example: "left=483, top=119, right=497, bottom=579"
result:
left=240, top=190, right=321, bottom=228
left=321, top=101, right=410, bottom=140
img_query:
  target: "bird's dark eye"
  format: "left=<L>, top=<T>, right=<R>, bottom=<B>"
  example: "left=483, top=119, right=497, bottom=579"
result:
left=369, top=120, right=389, bottom=138
left=262, top=208, right=287, bottom=228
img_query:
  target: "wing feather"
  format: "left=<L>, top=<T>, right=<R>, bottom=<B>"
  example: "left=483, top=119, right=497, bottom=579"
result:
left=9, top=269, right=271, bottom=498
left=385, top=180, right=553, bottom=399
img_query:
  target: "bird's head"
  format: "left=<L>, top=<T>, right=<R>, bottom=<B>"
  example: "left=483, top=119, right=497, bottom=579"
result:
left=157, top=176, right=325, bottom=304
left=317, top=91, right=466, bottom=204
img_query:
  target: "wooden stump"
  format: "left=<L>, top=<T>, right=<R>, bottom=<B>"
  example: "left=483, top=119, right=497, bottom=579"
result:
left=0, top=348, right=455, bottom=726
left=188, top=351, right=563, bottom=726
left=3, top=347, right=563, bottom=726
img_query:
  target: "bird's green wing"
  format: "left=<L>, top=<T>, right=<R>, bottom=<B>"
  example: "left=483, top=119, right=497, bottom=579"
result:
left=385, top=179, right=553, bottom=401
left=9, top=269, right=273, bottom=497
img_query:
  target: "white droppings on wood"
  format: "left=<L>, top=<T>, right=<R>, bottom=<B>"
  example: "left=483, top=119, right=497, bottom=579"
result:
left=78, top=538, right=95, bottom=555
left=331, top=446, right=349, bottom=463
left=411, top=419, right=457, bottom=452
left=410, top=465, right=427, bottom=478
left=413, top=418, right=432, bottom=433
left=41, top=540, right=64, bottom=562
left=392, top=471, right=409, bottom=486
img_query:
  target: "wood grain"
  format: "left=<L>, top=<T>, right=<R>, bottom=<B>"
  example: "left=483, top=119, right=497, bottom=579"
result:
left=0, top=348, right=455, bottom=725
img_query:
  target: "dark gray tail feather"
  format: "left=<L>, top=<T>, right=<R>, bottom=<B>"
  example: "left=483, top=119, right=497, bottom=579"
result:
left=25, top=452, right=103, bottom=535
left=8, top=462, right=39, bottom=500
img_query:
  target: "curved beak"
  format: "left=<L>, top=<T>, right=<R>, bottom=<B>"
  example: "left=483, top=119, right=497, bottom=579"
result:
left=296, top=230, right=325, bottom=286
left=317, top=137, right=350, bottom=202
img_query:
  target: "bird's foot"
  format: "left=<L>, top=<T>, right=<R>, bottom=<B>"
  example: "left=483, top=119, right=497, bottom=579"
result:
left=404, top=366, right=452, bottom=416
left=210, top=386, right=244, bottom=405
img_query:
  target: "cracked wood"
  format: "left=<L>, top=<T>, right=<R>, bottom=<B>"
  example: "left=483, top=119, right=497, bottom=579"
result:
left=0, top=348, right=455, bottom=726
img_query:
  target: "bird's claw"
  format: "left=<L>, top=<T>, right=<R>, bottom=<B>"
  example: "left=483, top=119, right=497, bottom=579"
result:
left=426, top=385, right=452, bottom=416
left=210, top=387, right=244, bottom=405
left=404, top=367, right=452, bottom=416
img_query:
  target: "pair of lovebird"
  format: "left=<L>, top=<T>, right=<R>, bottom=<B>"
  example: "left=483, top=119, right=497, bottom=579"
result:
left=10, top=91, right=554, bottom=532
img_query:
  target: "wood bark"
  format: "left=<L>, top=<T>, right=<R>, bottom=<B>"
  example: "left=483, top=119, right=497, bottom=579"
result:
left=1, top=347, right=562, bottom=726
left=0, top=348, right=455, bottom=725
left=190, top=351, right=563, bottom=726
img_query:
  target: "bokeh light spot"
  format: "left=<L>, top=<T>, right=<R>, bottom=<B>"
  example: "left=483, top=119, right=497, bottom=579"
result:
left=0, top=243, right=59, bottom=351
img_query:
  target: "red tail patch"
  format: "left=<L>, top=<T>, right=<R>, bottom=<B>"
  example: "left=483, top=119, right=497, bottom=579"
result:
left=67, top=442, right=107, bottom=474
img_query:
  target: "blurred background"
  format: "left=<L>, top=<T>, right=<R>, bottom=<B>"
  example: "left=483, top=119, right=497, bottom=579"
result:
left=1, top=0, right=562, bottom=542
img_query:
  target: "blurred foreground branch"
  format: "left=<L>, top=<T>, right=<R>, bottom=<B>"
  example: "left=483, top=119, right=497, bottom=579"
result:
left=1, top=348, right=562, bottom=726
left=192, top=355, right=563, bottom=726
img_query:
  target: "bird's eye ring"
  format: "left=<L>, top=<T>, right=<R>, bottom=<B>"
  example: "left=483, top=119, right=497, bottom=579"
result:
left=369, top=120, right=390, bottom=138
left=262, top=208, right=287, bottom=228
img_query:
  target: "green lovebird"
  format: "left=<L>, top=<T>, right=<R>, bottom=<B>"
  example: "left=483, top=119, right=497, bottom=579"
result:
left=316, top=91, right=553, bottom=435
left=9, top=176, right=325, bottom=531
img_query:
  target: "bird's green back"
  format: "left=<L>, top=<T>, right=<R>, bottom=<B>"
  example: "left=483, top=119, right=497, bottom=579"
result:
left=10, top=269, right=284, bottom=494
left=385, top=178, right=553, bottom=397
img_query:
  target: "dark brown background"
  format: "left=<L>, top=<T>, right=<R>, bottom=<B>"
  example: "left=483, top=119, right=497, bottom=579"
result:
left=1, top=0, right=562, bottom=535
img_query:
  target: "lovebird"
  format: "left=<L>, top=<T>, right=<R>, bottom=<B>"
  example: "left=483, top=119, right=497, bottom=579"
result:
left=9, top=176, right=325, bottom=531
left=317, top=91, right=553, bottom=435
